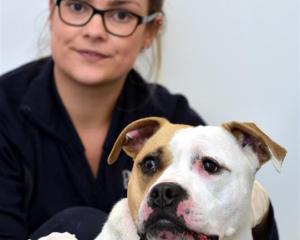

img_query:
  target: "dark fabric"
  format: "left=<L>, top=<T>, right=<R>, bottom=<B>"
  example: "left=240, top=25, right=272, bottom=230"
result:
left=252, top=203, right=279, bottom=240
left=0, top=57, right=205, bottom=239
left=29, top=207, right=107, bottom=240
left=268, top=205, right=279, bottom=239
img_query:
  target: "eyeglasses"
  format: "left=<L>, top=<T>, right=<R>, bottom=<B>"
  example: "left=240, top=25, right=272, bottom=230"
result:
left=55, top=0, right=160, bottom=37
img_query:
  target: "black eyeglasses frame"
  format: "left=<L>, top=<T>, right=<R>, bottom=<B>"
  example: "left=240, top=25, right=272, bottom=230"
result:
left=55, top=0, right=159, bottom=37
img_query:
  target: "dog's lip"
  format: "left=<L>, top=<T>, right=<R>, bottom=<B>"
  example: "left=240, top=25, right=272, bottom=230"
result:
left=141, top=214, right=219, bottom=240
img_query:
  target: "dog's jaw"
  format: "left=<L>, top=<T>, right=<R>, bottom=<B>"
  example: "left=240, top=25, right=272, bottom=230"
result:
left=137, top=196, right=252, bottom=240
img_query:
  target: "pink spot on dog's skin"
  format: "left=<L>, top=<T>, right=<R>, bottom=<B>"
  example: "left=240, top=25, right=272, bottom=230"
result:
left=176, top=200, right=202, bottom=231
left=177, top=201, right=212, bottom=240
left=199, top=235, right=209, bottom=240
left=142, top=204, right=154, bottom=222
left=177, top=200, right=193, bottom=221
left=192, top=158, right=212, bottom=179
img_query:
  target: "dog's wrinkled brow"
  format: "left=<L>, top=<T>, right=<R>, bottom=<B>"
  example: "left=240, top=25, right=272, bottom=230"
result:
left=191, top=153, right=200, bottom=169
left=143, top=148, right=162, bottom=159
left=192, top=153, right=200, bottom=162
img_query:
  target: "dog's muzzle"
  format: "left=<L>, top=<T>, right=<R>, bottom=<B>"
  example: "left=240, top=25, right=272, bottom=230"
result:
left=138, top=182, right=219, bottom=240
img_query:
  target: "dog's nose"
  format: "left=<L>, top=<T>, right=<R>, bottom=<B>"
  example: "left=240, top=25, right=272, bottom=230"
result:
left=149, top=182, right=186, bottom=209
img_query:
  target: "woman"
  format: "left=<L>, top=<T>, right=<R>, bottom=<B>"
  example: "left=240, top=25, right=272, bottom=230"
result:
left=0, top=0, right=277, bottom=239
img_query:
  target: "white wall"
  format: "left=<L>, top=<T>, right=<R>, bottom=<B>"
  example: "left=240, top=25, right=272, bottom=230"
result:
left=162, top=1, right=299, bottom=239
left=0, top=0, right=49, bottom=73
left=1, top=0, right=299, bottom=239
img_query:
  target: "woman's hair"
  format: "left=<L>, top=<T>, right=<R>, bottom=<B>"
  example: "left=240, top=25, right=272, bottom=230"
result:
left=135, top=0, right=164, bottom=82
left=149, top=0, right=164, bottom=14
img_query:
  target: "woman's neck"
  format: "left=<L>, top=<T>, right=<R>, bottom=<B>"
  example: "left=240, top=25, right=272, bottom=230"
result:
left=54, top=66, right=126, bottom=131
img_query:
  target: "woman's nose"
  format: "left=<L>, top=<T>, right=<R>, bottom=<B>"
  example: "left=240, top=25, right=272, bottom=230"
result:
left=82, top=14, right=109, bottom=40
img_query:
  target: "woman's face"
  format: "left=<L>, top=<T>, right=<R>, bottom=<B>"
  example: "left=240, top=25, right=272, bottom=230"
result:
left=49, top=0, right=159, bottom=86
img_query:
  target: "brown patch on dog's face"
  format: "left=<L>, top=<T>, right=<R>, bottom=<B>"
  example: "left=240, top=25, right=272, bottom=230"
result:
left=127, top=124, right=189, bottom=223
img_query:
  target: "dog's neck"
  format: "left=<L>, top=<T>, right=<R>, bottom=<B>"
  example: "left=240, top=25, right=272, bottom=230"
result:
left=222, top=215, right=253, bottom=240
left=223, top=228, right=253, bottom=240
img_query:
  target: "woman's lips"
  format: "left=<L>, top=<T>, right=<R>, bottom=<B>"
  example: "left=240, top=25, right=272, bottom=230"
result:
left=76, top=49, right=110, bottom=62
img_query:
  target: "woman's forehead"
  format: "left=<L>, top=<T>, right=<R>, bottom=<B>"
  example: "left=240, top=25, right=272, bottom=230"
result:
left=91, top=0, right=147, bottom=7
left=107, top=0, right=143, bottom=4
left=85, top=0, right=148, bottom=11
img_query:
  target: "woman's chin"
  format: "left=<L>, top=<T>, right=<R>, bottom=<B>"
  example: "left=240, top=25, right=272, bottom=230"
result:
left=67, top=70, right=124, bottom=88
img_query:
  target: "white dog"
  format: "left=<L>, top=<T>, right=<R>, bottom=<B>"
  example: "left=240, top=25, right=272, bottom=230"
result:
left=40, top=117, right=286, bottom=240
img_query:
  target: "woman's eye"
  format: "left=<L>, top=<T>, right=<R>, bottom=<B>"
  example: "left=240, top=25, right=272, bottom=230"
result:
left=202, top=157, right=220, bottom=174
left=140, top=157, right=159, bottom=175
left=67, top=1, right=87, bottom=13
left=112, top=10, right=134, bottom=22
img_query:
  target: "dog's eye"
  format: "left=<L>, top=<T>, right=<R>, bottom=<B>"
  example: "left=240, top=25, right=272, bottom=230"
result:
left=140, top=156, right=160, bottom=175
left=202, top=157, right=220, bottom=174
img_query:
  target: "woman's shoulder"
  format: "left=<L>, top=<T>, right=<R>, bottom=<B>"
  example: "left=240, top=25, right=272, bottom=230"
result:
left=0, top=57, right=52, bottom=135
left=127, top=70, right=206, bottom=126
left=0, top=57, right=51, bottom=103
left=0, top=57, right=51, bottom=90
left=127, top=70, right=187, bottom=102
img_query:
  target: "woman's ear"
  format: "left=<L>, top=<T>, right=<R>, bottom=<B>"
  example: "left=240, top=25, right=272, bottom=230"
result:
left=49, top=0, right=55, bottom=10
left=48, top=0, right=56, bottom=29
left=143, top=14, right=163, bottom=49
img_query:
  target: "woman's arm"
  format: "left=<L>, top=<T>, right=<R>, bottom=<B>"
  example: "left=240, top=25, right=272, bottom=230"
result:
left=0, top=132, right=27, bottom=239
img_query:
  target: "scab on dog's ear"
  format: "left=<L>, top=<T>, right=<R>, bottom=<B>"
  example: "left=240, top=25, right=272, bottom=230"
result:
left=108, top=117, right=169, bottom=165
left=222, top=122, right=287, bottom=172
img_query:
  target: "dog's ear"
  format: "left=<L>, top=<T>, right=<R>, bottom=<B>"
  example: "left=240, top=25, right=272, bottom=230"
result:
left=222, top=122, right=287, bottom=171
left=108, top=117, right=169, bottom=164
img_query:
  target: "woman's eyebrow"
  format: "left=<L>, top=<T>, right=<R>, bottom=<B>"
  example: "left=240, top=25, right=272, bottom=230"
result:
left=107, top=0, right=141, bottom=8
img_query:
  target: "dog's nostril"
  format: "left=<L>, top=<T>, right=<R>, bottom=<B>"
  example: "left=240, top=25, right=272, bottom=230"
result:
left=165, top=188, right=173, bottom=198
left=149, top=182, right=186, bottom=209
left=150, top=188, right=159, bottom=199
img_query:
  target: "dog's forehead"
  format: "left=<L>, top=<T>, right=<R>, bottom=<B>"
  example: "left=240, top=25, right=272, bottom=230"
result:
left=169, top=125, right=243, bottom=164
left=171, top=125, right=234, bottom=148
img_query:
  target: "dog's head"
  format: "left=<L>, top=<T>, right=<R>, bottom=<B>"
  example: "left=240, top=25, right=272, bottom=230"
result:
left=108, top=117, right=286, bottom=239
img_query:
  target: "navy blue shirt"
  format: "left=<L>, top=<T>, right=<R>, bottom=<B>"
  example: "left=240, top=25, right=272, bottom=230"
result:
left=0, top=57, right=205, bottom=239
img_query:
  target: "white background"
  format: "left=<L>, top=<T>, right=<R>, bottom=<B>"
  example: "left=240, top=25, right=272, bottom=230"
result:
left=1, top=0, right=299, bottom=239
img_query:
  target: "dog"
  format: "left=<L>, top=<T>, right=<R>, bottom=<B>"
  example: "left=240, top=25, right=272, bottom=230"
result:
left=39, top=117, right=286, bottom=240
left=94, top=117, right=286, bottom=240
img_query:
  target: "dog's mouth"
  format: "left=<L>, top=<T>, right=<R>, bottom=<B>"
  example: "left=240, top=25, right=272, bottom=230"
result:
left=139, top=214, right=219, bottom=240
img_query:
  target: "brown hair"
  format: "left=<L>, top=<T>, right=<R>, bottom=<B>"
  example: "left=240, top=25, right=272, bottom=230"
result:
left=149, top=0, right=164, bottom=14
